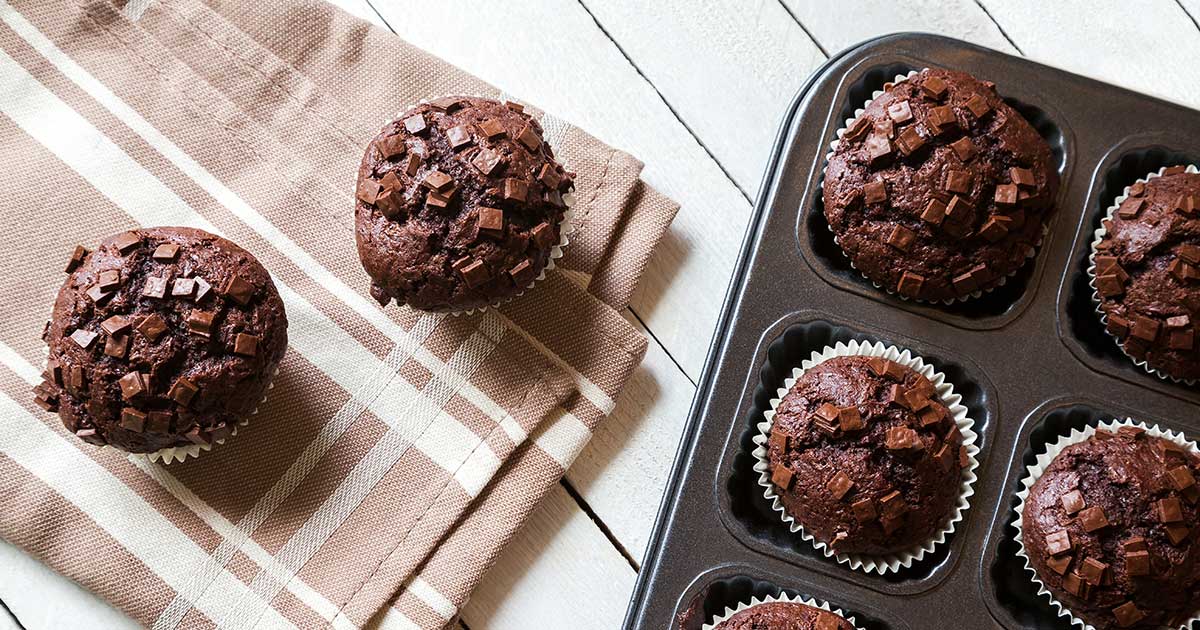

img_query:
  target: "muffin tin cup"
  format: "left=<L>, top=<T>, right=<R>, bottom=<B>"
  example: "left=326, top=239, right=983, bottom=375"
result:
left=821, top=70, right=1047, bottom=305
left=751, top=339, right=981, bottom=574
left=1013, top=417, right=1200, bottom=630
left=700, top=592, right=862, bottom=630
left=116, top=365, right=279, bottom=465
left=384, top=95, right=578, bottom=317
left=1087, top=164, right=1199, bottom=386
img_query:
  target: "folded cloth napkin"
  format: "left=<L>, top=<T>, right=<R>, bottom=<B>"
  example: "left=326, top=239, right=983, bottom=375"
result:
left=0, top=1, right=677, bottom=628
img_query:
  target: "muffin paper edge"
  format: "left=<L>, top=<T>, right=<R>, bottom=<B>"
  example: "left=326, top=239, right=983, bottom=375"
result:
left=1013, top=417, right=1200, bottom=630
left=701, top=592, right=862, bottom=630
left=751, top=339, right=981, bottom=575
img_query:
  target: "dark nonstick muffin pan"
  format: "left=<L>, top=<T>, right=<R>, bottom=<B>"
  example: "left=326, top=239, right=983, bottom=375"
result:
left=622, top=33, right=1200, bottom=630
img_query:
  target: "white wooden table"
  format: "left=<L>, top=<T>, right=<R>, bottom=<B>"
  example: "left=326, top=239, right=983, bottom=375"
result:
left=6, top=1, right=1200, bottom=628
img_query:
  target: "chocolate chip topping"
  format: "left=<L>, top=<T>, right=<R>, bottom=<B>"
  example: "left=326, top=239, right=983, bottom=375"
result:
left=1023, top=429, right=1200, bottom=630
left=823, top=68, right=1059, bottom=302
left=355, top=97, right=574, bottom=312
left=765, top=355, right=964, bottom=555
left=711, top=602, right=853, bottom=630
left=1094, top=171, right=1200, bottom=381
left=36, top=227, right=288, bottom=454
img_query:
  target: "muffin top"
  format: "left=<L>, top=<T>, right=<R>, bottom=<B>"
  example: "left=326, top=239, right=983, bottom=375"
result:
left=1095, top=169, right=1200, bottom=381
left=823, top=67, right=1059, bottom=302
left=713, top=602, right=852, bottom=630
left=35, top=227, right=288, bottom=454
left=355, top=96, right=574, bottom=312
left=765, top=355, right=966, bottom=555
left=1022, top=427, right=1200, bottom=630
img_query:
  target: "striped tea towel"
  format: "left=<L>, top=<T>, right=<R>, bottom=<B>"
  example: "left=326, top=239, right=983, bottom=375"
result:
left=0, top=0, right=678, bottom=628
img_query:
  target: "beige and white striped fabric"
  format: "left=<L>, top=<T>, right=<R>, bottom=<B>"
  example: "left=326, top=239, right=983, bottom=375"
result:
left=0, top=1, right=677, bottom=628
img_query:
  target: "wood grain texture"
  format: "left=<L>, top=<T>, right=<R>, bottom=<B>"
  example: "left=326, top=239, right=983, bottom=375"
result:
left=781, top=0, right=1014, bottom=54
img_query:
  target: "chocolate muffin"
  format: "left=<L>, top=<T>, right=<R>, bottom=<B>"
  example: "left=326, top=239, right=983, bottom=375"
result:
left=713, top=602, right=851, bottom=630
left=822, top=68, right=1059, bottom=302
left=33, top=227, right=287, bottom=454
left=1022, top=426, right=1200, bottom=629
left=1093, top=168, right=1200, bottom=382
left=765, top=355, right=968, bottom=555
left=355, top=96, right=574, bottom=312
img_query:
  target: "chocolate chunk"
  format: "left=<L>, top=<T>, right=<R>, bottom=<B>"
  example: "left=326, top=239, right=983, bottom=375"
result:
left=1061, top=489, right=1085, bottom=515
left=1166, top=523, right=1190, bottom=545
left=863, top=180, right=887, bottom=204
left=504, top=101, right=524, bottom=113
left=826, top=471, right=854, bottom=500
left=103, top=334, right=128, bottom=359
left=65, top=245, right=88, bottom=273
left=537, top=164, right=561, bottom=190
left=531, top=222, right=556, bottom=248
left=1010, top=167, right=1036, bottom=188
left=944, top=169, right=972, bottom=194
left=771, top=464, right=793, bottom=490
left=1079, top=557, right=1107, bottom=586
left=478, top=119, right=505, bottom=138
left=1157, top=497, right=1184, bottom=522
left=921, top=75, right=948, bottom=99
left=472, top=148, right=504, bottom=175
left=508, top=259, right=535, bottom=286
left=902, top=387, right=931, bottom=411
left=1118, top=197, right=1144, bottom=219
left=1164, top=165, right=1188, bottom=176
left=120, top=408, right=146, bottom=432
left=100, top=315, right=130, bottom=337
left=927, top=105, right=956, bottom=132
left=43, top=359, right=62, bottom=386
left=1063, top=571, right=1091, bottom=599
left=896, top=126, right=926, bottom=156
left=152, top=243, right=180, bottom=261
left=136, top=314, right=167, bottom=341
left=887, top=100, right=913, bottom=124
left=171, top=277, right=196, bottom=298
left=952, top=270, right=979, bottom=295
left=814, top=612, right=841, bottom=630
left=864, top=134, right=892, bottom=165
left=1179, top=244, right=1200, bottom=265
left=921, top=198, right=947, bottom=225
left=1126, top=550, right=1151, bottom=576
left=97, top=270, right=121, bottom=291
left=516, top=123, right=541, bottom=151
left=1112, top=602, right=1145, bottom=627
left=838, top=406, right=864, bottom=431
left=1168, top=465, right=1197, bottom=491
left=403, top=113, right=427, bottom=135
left=879, top=489, right=908, bottom=517
left=1130, top=315, right=1159, bottom=342
left=459, top=260, right=490, bottom=289
left=70, top=329, right=98, bottom=350
left=146, top=411, right=172, bottom=433
left=843, top=116, right=871, bottom=142
left=403, top=153, right=422, bottom=176
left=1045, top=529, right=1072, bottom=555
left=851, top=498, right=876, bottom=523
left=67, top=365, right=87, bottom=393
left=186, top=310, right=215, bottom=338
left=377, top=134, right=407, bottom=159
left=1124, top=536, right=1148, bottom=552
left=994, top=184, right=1019, bottom=207
left=428, top=96, right=466, bottom=112
left=897, top=271, right=925, bottom=297
left=477, top=206, right=505, bottom=238
left=356, top=178, right=381, bottom=205
left=426, top=187, right=456, bottom=209
left=446, top=125, right=473, bottom=149
left=118, top=371, right=147, bottom=400
left=503, top=178, right=528, bottom=202
left=979, top=217, right=1010, bottom=243
left=222, top=273, right=255, bottom=306
left=1046, top=555, right=1072, bottom=576
left=142, top=275, right=169, bottom=299
left=194, top=277, right=213, bottom=302
left=421, top=170, right=454, bottom=192
left=185, top=425, right=209, bottom=445
left=112, top=232, right=141, bottom=253
left=1095, top=273, right=1125, bottom=298
left=964, top=93, right=990, bottom=118
left=1079, top=506, right=1109, bottom=532
left=168, top=377, right=199, bottom=407
left=919, top=403, right=946, bottom=428
left=867, top=357, right=890, bottom=377
left=233, top=333, right=259, bottom=357
left=950, top=137, right=978, bottom=162
left=885, top=426, right=920, bottom=450
left=1168, top=328, right=1195, bottom=350
left=376, top=188, right=403, bottom=219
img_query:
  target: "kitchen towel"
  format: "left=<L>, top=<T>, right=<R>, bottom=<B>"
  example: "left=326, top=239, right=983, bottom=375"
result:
left=0, top=0, right=677, bottom=628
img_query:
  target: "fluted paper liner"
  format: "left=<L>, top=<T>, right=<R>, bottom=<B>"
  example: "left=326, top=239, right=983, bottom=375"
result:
left=382, top=95, right=576, bottom=317
left=1013, top=417, right=1200, bottom=630
left=752, top=339, right=980, bottom=574
left=821, top=70, right=1045, bottom=304
left=1087, top=164, right=1199, bottom=385
left=701, top=592, right=862, bottom=630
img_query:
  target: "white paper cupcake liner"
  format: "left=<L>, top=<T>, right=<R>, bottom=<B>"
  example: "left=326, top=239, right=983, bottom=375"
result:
left=751, top=339, right=980, bottom=574
left=1087, top=164, right=1199, bottom=386
left=701, top=592, right=862, bottom=630
left=1013, top=417, right=1200, bottom=630
left=821, top=69, right=1045, bottom=304
left=381, top=94, right=576, bottom=317
left=103, top=365, right=279, bottom=465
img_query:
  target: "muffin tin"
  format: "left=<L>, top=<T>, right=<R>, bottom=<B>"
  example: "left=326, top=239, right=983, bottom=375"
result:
left=622, top=33, right=1200, bottom=629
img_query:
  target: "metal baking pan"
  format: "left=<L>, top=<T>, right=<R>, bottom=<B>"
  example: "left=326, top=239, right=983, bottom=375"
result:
left=622, top=32, right=1200, bottom=630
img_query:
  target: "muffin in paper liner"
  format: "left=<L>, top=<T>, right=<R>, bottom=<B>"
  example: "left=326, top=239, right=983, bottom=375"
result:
left=701, top=592, right=861, bottom=630
left=751, top=339, right=980, bottom=574
left=1087, top=164, right=1199, bottom=385
left=116, top=365, right=279, bottom=465
left=375, top=95, right=577, bottom=317
left=820, top=70, right=1047, bottom=305
left=1013, top=417, right=1200, bottom=630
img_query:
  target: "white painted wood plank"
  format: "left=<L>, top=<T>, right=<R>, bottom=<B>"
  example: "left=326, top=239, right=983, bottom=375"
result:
left=780, top=0, right=1015, bottom=55
left=369, top=0, right=751, bottom=381
left=0, top=540, right=139, bottom=630
left=460, top=484, right=637, bottom=629
left=584, top=0, right=826, bottom=192
left=567, top=312, right=697, bottom=562
left=981, top=0, right=1200, bottom=108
